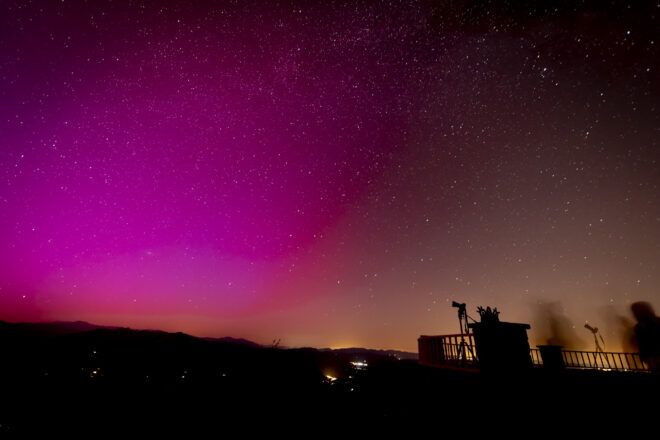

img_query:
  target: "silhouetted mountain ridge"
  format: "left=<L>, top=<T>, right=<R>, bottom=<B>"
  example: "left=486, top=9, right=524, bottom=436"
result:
left=203, top=335, right=262, bottom=347
left=0, top=320, right=418, bottom=355
left=0, top=319, right=120, bottom=338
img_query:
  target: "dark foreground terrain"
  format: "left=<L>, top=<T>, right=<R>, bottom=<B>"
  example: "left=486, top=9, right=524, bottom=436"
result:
left=0, top=320, right=657, bottom=435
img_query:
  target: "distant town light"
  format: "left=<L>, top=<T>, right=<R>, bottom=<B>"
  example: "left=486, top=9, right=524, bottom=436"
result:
left=350, top=361, right=368, bottom=370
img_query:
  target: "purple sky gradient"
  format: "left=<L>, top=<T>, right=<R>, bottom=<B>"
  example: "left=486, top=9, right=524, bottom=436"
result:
left=1, top=1, right=658, bottom=351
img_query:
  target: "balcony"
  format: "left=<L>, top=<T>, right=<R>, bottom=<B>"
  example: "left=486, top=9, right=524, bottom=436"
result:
left=418, top=334, right=479, bottom=371
left=420, top=334, right=660, bottom=373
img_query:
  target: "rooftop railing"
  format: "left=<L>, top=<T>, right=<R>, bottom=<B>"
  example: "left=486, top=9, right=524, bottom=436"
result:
left=418, top=334, right=478, bottom=371
left=419, top=334, right=659, bottom=373
left=559, top=350, right=658, bottom=372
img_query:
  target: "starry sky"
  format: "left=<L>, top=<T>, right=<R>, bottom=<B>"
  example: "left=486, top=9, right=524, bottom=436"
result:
left=1, top=1, right=658, bottom=352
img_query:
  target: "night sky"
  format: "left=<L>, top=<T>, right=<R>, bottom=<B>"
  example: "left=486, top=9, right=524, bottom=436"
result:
left=1, top=1, right=658, bottom=352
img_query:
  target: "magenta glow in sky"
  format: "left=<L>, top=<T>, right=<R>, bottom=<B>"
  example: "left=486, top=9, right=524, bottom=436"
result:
left=1, top=1, right=659, bottom=351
